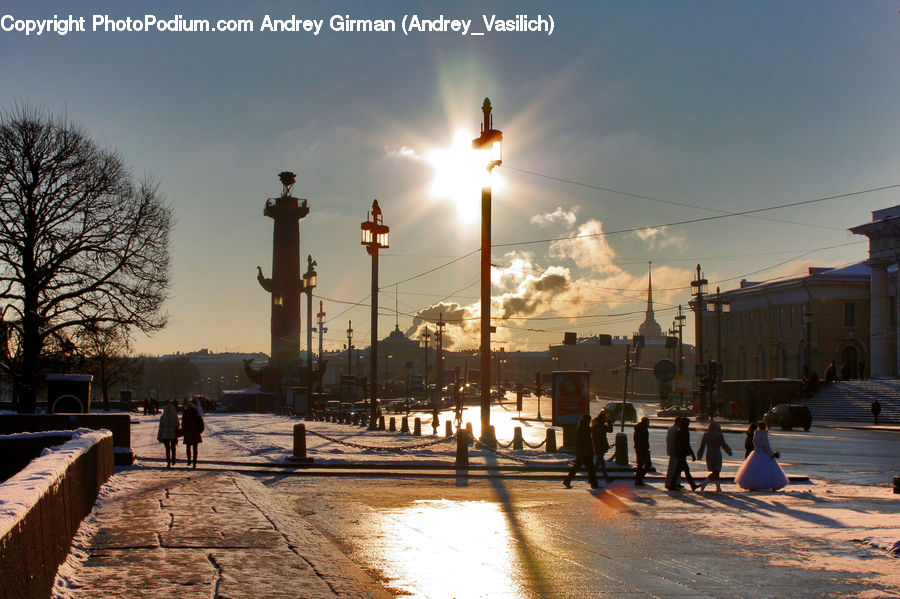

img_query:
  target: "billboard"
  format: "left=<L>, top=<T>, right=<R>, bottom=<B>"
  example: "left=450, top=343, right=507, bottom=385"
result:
left=552, top=370, right=590, bottom=426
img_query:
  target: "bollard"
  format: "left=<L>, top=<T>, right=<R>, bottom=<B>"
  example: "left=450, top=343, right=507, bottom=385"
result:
left=445, top=420, right=453, bottom=437
left=545, top=428, right=557, bottom=453
left=513, top=427, right=524, bottom=451
left=389, top=416, right=396, bottom=432
left=465, top=422, right=474, bottom=446
left=413, top=417, right=422, bottom=436
left=400, top=416, right=410, bottom=433
left=455, top=428, right=469, bottom=468
left=351, top=412, right=358, bottom=426
left=894, top=475, right=900, bottom=494
left=378, top=415, right=386, bottom=431
left=485, top=425, right=497, bottom=449
left=292, top=423, right=314, bottom=462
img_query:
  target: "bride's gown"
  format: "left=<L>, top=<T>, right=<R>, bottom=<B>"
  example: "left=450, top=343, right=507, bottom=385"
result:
left=734, top=429, right=788, bottom=490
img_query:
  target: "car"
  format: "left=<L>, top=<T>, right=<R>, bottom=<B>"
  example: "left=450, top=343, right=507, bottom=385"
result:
left=764, top=403, right=812, bottom=431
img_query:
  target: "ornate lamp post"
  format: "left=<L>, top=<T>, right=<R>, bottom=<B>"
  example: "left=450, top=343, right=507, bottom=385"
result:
left=472, top=98, right=502, bottom=446
left=690, top=265, right=709, bottom=414
left=301, top=256, right=317, bottom=411
left=361, top=200, right=389, bottom=429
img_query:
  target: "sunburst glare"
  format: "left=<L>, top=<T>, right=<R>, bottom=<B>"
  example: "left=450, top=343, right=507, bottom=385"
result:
left=426, top=129, right=506, bottom=225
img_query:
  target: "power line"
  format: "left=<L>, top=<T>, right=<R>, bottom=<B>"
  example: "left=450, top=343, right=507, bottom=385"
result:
left=493, top=182, right=900, bottom=248
left=502, top=165, right=850, bottom=231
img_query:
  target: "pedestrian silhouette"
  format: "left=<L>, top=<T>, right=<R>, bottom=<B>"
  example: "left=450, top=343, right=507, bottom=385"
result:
left=564, top=414, right=600, bottom=489
left=871, top=400, right=882, bottom=426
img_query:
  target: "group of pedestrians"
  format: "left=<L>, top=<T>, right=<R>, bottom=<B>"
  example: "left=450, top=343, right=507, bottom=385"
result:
left=565, top=410, right=789, bottom=493
left=156, top=397, right=205, bottom=468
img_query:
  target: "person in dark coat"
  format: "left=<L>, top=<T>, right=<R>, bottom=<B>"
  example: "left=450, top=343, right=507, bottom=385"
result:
left=669, top=417, right=698, bottom=491
left=590, top=411, right=613, bottom=482
left=744, top=422, right=758, bottom=458
left=181, top=401, right=205, bottom=468
left=564, top=414, right=599, bottom=489
left=633, top=417, right=652, bottom=486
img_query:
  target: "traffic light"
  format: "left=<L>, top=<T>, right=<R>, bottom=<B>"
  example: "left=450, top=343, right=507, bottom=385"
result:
left=708, top=360, right=718, bottom=389
left=534, top=371, right=543, bottom=398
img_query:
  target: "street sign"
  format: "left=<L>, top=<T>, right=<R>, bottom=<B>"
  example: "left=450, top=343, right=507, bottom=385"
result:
left=674, top=374, right=688, bottom=392
left=653, top=359, right=676, bottom=383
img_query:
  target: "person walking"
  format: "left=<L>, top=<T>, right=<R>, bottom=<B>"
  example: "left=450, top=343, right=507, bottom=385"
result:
left=743, top=422, right=758, bottom=458
left=664, top=417, right=681, bottom=490
left=671, top=418, right=698, bottom=491
left=697, top=420, right=732, bottom=492
left=564, top=414, right=600, bottom=489
left=735, top=421, right=788, bottom=491
left=157, top=400, right=180, bottom=468
left=181, top=400, right=205, bottom=468
left=591, top=410, right=613, bottom=483
left=633, top=417, right=652, bottom=486
left=871, top=400, right=882, bottom=426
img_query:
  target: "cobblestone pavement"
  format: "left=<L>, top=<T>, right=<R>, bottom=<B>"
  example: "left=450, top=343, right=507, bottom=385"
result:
left=55, top=469, right=391, bottom=599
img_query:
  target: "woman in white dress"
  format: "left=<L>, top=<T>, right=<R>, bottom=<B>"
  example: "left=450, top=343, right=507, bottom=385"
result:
left=734, top=421, right=788, bottom=491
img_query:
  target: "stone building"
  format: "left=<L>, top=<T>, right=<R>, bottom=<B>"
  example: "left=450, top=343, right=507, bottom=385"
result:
left=702, top=204, right=900, bottom=381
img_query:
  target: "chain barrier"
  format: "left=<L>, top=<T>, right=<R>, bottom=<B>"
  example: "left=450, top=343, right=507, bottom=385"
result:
left=469, top=433, right=572, bottom=466
left=306, top=428, right=455, bottom=452
left=522, top=438, right=547, bottom=449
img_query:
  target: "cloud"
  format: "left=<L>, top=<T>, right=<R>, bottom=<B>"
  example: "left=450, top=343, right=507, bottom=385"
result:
left=384, top=145, right=424, bottom=162
left=548, top=219, right=619, bottom=274
left=531, top=206, right=579, bottom=228
left=633, top=225, right=690, bottom=252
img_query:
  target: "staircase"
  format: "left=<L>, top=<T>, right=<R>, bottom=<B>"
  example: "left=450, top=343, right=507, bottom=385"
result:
left=799, top=379, right=900, bottom=424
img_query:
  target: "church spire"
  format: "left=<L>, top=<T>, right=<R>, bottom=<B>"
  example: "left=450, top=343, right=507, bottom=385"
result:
left=638, top=261, right=663, bottom=338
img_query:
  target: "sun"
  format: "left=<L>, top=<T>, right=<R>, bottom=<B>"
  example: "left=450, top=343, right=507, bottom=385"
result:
left=426, top=129, right=505, bottom=225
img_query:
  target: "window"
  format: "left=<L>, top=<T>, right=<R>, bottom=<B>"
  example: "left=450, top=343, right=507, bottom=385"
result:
left=844, top=302, right=856, bottom=327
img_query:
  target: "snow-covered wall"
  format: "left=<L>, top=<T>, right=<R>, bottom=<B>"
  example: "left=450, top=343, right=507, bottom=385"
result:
left=0, top=429, right=114, bottom=599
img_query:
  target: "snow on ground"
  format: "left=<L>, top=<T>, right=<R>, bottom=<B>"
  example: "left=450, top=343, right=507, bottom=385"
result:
left=129, top=411, right=574, bottom=467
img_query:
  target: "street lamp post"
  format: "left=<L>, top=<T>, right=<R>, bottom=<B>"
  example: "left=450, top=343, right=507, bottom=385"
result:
left=302, top=256, right=317, bottom=412
left=361, top=200, right=389, bottom=430
left=422, top=326, right=431, bottom=393
left=313, top=301, right=327, bottom=364
left=708, top=287, right=730, bottom=417
left=690, top=265, right=709, bottom=415
left=803, top=307, right=814, bottom=373
left=346, top=321, right=353, bottom=375
left=472, top=97, right=502, bottom=446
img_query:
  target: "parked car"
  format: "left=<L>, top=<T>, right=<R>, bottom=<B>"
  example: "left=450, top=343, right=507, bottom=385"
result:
left=763, top=404, right=812, bottom=431
left=605, top=402, right=638, bottom=423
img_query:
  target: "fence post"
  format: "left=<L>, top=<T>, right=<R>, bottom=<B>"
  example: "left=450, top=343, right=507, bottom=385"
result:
left=545, top=428, right=557, bottom=453
left=389, top=416, right=396, bottom=432
left=400, top=416, right=410, bottom=433
left=378, top=415, right=386, bottom=431
left=413, top=417, right=421, bottom=436
left=513, top=427, right=523, bottom=450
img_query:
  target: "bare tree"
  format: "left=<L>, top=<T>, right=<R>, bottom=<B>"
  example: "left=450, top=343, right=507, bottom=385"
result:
left=0, top=104, right=171, bottom=412
left=78, top=325, right=144, bottom=411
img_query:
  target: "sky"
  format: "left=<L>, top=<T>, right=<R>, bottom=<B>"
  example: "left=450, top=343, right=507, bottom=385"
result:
left=3, top=1, right=900, bottom=356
